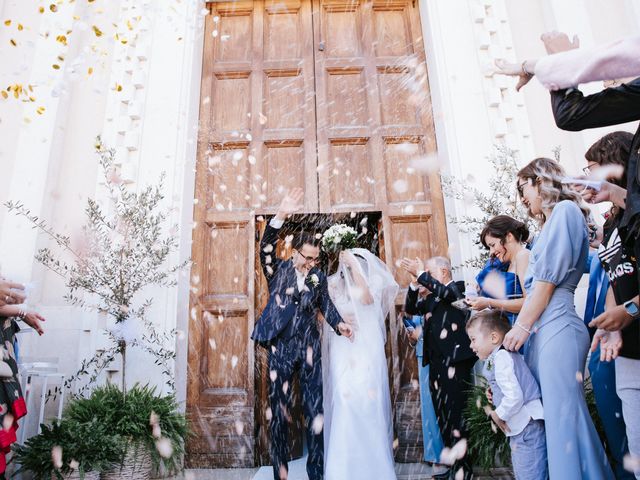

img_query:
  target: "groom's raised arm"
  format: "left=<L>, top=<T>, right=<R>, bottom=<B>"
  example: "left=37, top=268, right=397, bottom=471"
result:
left=260, top=188, right=304, bottom=283
left=259, top=221, right=283, bottom=283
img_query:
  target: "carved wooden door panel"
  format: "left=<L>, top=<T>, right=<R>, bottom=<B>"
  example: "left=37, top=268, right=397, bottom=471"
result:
left=187, top=0, right=318, bottom=467
left=313, top=0, right=448, bottom=460
left=189, top=0, right=447, bottom=467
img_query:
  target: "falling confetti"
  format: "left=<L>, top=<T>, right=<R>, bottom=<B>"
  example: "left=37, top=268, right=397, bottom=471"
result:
left=234, top=420, right=244, bottom=435
left=2, top=413, right=13, bottom=431
left=588, top=164, right=624, bottom=181
left=51, top=445, right=63, bottom=469
left=623, top=453, right=640, bottom=474
left=155, top=437, right=173, bottom=458
left=481, top=271, right=507, bottom=299
left=409, top=153, right=442, bottom=174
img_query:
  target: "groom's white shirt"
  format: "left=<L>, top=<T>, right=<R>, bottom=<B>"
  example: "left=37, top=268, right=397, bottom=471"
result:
left=269, top=217, right=307, bottom=292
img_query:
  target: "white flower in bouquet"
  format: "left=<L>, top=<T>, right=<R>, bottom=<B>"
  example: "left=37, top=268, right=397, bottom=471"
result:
left=322, top=224, right=358, bottom=252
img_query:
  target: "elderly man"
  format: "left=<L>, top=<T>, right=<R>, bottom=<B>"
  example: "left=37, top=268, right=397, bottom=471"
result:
left=402, top=256, right=477, bottom=480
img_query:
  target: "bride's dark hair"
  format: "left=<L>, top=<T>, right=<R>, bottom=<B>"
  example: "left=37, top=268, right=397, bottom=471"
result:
left=353, top=252, right=369, bottom=275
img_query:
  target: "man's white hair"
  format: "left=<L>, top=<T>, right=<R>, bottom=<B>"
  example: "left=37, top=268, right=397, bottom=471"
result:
left=428, top=256, right=452, bottom=272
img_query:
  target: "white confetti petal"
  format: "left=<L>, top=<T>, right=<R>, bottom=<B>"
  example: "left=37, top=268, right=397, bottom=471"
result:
left=155, top=437, right=173, bottom=458
left=235, top=420, right=244, bottom=435
left=312, top=414, right=324, bottom=434
left=51, top=446, right=63, bottom=469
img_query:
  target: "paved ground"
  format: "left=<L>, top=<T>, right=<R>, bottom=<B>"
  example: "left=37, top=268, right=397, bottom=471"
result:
left=166, top=457, right=514, bottom=479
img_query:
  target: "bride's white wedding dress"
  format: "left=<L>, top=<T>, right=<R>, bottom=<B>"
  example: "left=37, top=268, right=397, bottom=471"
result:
left=322, top=248, right=399, bottom=480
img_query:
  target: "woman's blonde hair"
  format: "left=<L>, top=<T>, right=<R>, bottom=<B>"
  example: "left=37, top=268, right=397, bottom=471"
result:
left=517, top=157, right=591, bottom=226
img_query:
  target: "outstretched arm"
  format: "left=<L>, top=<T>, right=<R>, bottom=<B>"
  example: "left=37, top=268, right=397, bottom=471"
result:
left=0, top=305, right=45, bottom=335
left=259, top=188, right=304, bottom=283
left=415, top=272, right=462, bottom=304
left=318, top=274, right=353, bottom=339
left=494, top=32, right=640, bottom=92
left=551, top=78, right=640, bottom=131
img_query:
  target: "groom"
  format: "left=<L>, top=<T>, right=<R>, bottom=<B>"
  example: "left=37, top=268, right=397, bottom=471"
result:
left=252, top=188, right=353, bottom=480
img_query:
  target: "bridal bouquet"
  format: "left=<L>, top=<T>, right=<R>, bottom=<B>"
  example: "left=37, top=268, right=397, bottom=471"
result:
left=322, top=224, right=358, bottom=252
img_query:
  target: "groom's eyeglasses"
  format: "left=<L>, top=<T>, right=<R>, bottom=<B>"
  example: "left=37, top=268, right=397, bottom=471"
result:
left=296, top=251, right=319, bottom=265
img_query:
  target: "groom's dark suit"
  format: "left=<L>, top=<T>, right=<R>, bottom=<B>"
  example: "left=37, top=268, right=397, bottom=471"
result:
left=251, top=222, right=342, bottom=480
left=404, top=272, right=476, bottom=479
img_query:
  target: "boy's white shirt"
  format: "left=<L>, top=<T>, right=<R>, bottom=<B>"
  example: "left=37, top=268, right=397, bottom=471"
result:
left=489, top=347, right=544, bottom=437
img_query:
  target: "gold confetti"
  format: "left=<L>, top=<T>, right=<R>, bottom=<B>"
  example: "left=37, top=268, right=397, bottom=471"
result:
left=9, top=84, right=23, bottom=98
left=9, top=39, right=16, bottom=46
left=28, top=96, right=36, bottom=102
left=36, top=106, right=46, bottom=115
left=87, top=67, right=93, bottom=75
left=4, top=20, right=11, bottom=26
left=0, top=91, right=7, bottom=99
left=50, top=4, right=58, bottom=12
left=52, top=64, right=60, bottom=69
left=56, top=35, right=68, bottom=45
left=92, top=25, right=102, bottom=37
left=17, top=23, right=23, bottom=31
left=115, top=83, right=122, bottom=92
left=39, top=6, right=45, bottom=13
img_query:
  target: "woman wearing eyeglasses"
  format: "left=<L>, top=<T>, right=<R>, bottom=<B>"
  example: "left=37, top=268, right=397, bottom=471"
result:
left=503, top=157, right=614, bottom=479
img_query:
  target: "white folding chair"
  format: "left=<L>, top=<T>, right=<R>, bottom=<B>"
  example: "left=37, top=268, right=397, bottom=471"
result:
left=17, top=358, right=65, bottom=444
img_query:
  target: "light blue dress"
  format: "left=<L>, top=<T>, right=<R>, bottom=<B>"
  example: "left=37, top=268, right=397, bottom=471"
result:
left=411, top=315, right=444, bottom=463
left=524, top=201, right=614, bottom=479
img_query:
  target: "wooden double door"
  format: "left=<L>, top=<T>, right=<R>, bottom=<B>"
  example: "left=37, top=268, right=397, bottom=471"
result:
left=187, top=0, right=448, bottom=468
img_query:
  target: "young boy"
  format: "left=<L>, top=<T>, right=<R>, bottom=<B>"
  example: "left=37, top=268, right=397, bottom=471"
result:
left=466, top=310, right=548, bottom=480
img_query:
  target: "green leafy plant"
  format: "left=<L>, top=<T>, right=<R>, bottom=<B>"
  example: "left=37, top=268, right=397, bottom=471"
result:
left=585, top=376, right=615, bottom=469
left=63, top=383, right=188, bottom=472
left=12, top=419, right=124, bottom=479
left=5, top=138, right=188, bottom=394
left=463, top=379, right=511, bottom=470
left=441, top=145, right=536, bottom=270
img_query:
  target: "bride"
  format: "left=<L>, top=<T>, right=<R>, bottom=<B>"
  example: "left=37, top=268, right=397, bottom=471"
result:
left=322, top=248, right=399, bottom=480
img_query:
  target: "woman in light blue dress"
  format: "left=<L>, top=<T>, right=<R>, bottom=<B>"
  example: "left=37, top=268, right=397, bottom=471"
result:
left=407, top=314, right=444, bottom=463
left=503, top=158, right=614, bottom=479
